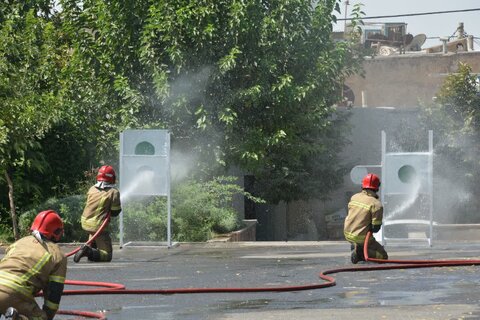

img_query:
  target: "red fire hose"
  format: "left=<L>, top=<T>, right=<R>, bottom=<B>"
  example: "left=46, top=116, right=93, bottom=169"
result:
left=65, top=214, right=111, bottom=258
left=54, top=214, right=113, bottom=319
left=57, top=231, right=480, bottom=319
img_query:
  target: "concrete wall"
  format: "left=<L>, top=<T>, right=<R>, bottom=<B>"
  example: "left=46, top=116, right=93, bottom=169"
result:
left=346, top=51, right=480, bottom=108
left=282, top=107, right=425, bottom=240
left=256, top=52, right=480, bottom=240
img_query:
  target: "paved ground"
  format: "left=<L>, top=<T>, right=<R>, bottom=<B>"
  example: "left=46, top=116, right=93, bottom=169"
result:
left=5, top=240, right=480, bottom=319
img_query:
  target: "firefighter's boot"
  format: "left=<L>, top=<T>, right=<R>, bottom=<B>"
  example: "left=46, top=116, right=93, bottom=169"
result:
left=73, top=244, right=93, bottom=263
left=350, top=243, right=365, bottom=264
left=4, top=307, right=19, bottom=320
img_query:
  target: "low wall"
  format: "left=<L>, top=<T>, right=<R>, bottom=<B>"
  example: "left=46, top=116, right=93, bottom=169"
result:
left=229, top=219, right=257, bottom=241
left=326, top=221, right=344, bottom=240
left=434, top=224, right=480, bottom=241
left=382, top=223, right=480, bottom=242
left=209, top=219, right=258, bottom=242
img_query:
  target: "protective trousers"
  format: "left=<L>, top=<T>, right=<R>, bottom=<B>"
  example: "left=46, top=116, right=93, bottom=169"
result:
left=0, top=289, right=46, bottom=320
left=350, top=238, right=388, bottom=260
left=363, top=237, right=388, bottom=260
left=88, top=231, right=113, bottom=262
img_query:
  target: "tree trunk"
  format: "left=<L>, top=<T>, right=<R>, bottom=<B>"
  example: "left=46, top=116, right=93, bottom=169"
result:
left=5, top=170, right=19, bottom=240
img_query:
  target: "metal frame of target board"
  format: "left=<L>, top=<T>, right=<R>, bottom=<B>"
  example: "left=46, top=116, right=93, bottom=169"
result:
left=350, top=130, right=433, bottom=246
left=118, top=129, right=173, bottom=248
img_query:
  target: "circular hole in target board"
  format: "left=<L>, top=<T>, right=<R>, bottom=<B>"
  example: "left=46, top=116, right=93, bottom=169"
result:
left=398, top=165, right=417, bottom=184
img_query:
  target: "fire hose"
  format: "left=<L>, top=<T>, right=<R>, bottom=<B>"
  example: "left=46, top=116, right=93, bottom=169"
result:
left=50, top=215, right=113, bottom=319
left=55, top=230, right=480, bottom=319
left=65, top=215, right=111, bottom=258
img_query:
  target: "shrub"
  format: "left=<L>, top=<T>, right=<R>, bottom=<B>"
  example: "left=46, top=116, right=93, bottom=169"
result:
left=120, top=196, right=168, bottom=242
left=121, top=176, right=262, bottom=242
left=173, top=177, right=243, bottom=241
left=19, top=195, right=86, bottom=242
left=14, top=176, right=263, bottom=243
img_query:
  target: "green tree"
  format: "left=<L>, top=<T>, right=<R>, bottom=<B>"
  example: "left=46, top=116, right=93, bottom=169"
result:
left=0, top=6, right=64, bottom=239
left=421, top=62, right=480, bottom=222
left=58, top=0, right=361, bottom=204
left=59, top=0, right=159, bottom=162
left=428, top=62, right=480, bottom=136
left=140, top=0, right=360, bottom=203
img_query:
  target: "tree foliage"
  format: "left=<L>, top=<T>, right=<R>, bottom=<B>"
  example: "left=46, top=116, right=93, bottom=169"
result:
left=142, top=0, right=359, bottom=202
left=0, top=3, right=65, bottom=238
left=56, top=0, right=362, bottom=203
left=1, top=0, right=364, bottom=238
left=420, top=62, right=480, bottom=222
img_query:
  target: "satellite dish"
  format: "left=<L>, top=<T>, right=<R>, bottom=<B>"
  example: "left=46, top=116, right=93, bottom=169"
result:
left=405, top=34, right=427, bottom=51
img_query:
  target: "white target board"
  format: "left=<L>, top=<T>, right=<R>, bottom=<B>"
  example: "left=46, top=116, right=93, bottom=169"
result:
left=119, top=129, right=173, bottom=247
left=383, top=152, right=430, bottom=195
left=120, top=130, right=170, bottom=196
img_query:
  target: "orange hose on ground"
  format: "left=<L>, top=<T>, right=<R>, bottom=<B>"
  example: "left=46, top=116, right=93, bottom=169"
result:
left=58, top=231, right=480, bottom=318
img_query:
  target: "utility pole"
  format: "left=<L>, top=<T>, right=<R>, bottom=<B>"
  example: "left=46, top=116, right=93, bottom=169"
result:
left=344, top=0, right=350, bottom=33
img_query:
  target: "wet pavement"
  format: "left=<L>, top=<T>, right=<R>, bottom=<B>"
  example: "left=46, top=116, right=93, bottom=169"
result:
left=9, top=241, right=480, bottom=319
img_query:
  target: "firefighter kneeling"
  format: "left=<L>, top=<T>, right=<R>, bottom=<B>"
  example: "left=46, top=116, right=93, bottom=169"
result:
left=74, top=165, right=122, bottom=263
left=344, top=173, right=388, bottom=264
left=0, top=210, right=67, bottom=320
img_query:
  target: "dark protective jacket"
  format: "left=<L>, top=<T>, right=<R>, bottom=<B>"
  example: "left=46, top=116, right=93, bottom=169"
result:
left=0, top=235, right=67, bottom=318
left=344, top=189, right=383, bottom=243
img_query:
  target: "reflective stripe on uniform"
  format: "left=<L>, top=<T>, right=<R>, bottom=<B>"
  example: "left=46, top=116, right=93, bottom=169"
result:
left=0, top=251, right=52, bottom=298
left=372, top=218, right=382, bottom=225
left=344, top=231, right=366, bottom=243
left=349, top=200, right=371, bottom=210
left=0, top=271, right=33, bottom=297
left=82, top=196, right=108, bottom=230
left=44, top=299, right=59, bottom=310
left=81, top=215, right=103, bottom=230
left=48, top=274, right=65, bottom=284
left=96, top=196, right=107, bottom=216
left=22, top=252, right=51, bottom=281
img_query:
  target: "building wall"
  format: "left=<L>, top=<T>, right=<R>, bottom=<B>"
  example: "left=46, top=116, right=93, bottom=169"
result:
left=282, top=107, right=424, bottom=240
left=257, top=52, right=480, bottom=241
left=346, top=51, right=480, bottom=108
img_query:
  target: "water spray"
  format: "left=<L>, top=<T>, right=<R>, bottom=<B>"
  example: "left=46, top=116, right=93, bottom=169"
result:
left=120, top=170, right=156, bottom=203
left=385, top=178, right=421, bottom=221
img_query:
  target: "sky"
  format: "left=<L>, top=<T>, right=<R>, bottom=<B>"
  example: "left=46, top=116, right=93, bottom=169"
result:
left=332, top=0, right=480, bottom=50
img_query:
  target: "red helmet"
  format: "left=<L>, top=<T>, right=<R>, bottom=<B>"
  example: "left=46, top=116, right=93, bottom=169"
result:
left=97, top=165, right=116, bottom=183
left=30, top=210, right=64, bottom=242
left=362, top=173, right=381, bottom=191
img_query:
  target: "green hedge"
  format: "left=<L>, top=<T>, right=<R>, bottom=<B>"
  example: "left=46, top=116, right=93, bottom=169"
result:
left=19, top=195, right=87, bottom=242
left=15, top=176, right=262, bottom=243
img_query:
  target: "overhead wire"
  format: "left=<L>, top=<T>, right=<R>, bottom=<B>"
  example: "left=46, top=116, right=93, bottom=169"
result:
left=337, top=7, right=479, bottom=48
left=337, top=8, right=480, bottom=21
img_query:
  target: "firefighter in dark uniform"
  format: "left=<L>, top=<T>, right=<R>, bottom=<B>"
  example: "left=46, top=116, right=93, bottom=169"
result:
left=0, top=210, right=67, bottom=320
left=74, top=165, right=122, bottom=263
left=344, top=173, right=388, bottom=264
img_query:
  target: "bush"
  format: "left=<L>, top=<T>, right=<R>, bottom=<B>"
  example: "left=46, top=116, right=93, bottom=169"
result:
left=121, top=176, right=260, bottom=242
left=120, top=196, right=168, bottom=242
left=172, top=177, right=243, bottom=241
left=14, top=176, right=263, bottom=243
left=19, top=195, right=86, bottom=242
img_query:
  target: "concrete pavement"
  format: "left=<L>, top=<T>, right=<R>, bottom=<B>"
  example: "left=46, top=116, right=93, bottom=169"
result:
left=49, top=240, right=480, bottom=320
